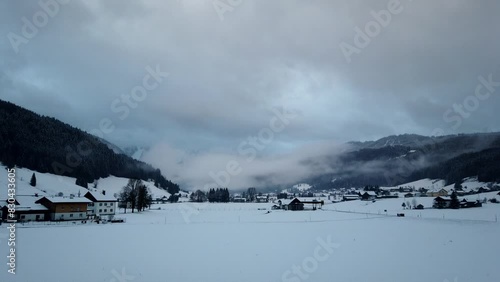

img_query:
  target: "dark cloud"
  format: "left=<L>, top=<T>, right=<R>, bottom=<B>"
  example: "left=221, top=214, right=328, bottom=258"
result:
left=1, top=0, right=499, bottom=188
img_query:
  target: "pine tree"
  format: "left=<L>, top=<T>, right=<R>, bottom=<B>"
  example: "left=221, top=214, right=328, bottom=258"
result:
left=450, top=192, right=460, bottom=209
left=30, top=173, right=37, bottom=187
left=75, top=177, right=88, bottom=189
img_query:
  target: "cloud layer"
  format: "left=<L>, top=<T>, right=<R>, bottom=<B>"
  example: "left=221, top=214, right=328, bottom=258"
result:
left=1, top=0, right=499, bottom=189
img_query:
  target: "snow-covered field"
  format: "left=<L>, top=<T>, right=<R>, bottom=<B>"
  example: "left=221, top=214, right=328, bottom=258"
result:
left=1, top=165, right=499, bottom=282
left=1, top=199, right=500, bottom=282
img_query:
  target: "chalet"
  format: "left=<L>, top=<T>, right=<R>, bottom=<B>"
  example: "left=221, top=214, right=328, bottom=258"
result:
left=35, top=197, right=91, bottom=221
left=418, top=188, right=429, bottom=194
left=155, top=196, right=169, bottom=203
left=233, top=197, right=246, bottom=203
left=477, top=187, right=491, bottom=193
left=428, top=189, right=448, bottom=197
left=460, top=199, right=482, bottom=208
left=84, top=191, right=118, bottom=219
left=343, top=195, right=360, bottom=201
left=277, top=198, right=324, bottom=211
left=284, top=198, right=304, bottom=211
left=404, top=193, right=414, bottom=198
left=415, top=204, right=424, bottom=210
left=256, top=196, right=269, bottom=203
left=361, top=191, right=377, bottom=201
left=433, top=196, right=452, bottom=209
left=1, top=196, right=48, bottom=222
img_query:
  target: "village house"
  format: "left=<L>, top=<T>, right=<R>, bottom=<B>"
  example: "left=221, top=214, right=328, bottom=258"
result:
left=35, top=197, right=91, bottom=221
left=433, top=196, right=452, bottom=209
left=460, top=199, right=483, bottom=208
left=277, top=198, right=325, bottom=211
left=256, top=196, right=269, bottom=203
left=1, top=196, right=48, bottom=222
left=343, top=194, right=360, bottom=201
left=361, top=191, right=377, bottom=201
left=84, top=191, right=118, bottom=219
left=233, top=197, right=246, bottom=203
left=428, top=189, right=449, bottom=197
left=285, top=198, right=304, bottom=211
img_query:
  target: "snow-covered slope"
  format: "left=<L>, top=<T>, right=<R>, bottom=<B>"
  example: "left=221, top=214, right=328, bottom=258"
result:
left=0, top=164, right=170, bottom=200
left=381, top=178, right=446, bottom=191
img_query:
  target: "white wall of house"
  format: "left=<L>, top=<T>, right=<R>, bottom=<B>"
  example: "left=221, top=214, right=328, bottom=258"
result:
left=50, top=212, right=87, bottom=221
left=87, top=202, right=117, bottom=217
left=18, top=213, right=45, bottom=221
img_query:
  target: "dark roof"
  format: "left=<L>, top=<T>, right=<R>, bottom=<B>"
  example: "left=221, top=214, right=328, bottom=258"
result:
left=84, top=191, right=118, bottom=202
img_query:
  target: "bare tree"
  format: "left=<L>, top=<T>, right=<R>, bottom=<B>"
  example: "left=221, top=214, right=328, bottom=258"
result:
left=120, top=179, right=148, bottom=213
left=246, top=187, right=257, bottom=202
left=411, top=198, right=417, bottom=209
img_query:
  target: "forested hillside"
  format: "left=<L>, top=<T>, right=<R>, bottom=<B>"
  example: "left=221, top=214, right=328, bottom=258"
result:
left=0, top=99, right=179, bottom=194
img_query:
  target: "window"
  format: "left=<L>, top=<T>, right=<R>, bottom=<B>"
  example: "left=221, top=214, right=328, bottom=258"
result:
left=99, top=209, right=102, bottom=213
left=36, top=215, right=41, bottom=220
left=70, top=214, right=73, bottom=218
left=110, top=209, right=113, bottom=212
left=104, top=209, right=107, bottom=212
left=99, top=203, right=103, bottom=206
left=80, top=213, right=83, bottom=217
left=21, top=215, right=25, bottom=219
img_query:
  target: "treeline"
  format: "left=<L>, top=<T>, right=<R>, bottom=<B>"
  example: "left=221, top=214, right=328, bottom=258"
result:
left=190, top=188, right=230, bottom=203
left=409, top=147, right=500, bottom=185
left=0, top=99, right=179, bottom=194
left=208, top=188, right=230, bottom=202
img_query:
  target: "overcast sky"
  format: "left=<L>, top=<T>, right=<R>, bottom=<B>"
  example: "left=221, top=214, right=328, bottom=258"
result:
left=1, top=0, right=499, bottom=189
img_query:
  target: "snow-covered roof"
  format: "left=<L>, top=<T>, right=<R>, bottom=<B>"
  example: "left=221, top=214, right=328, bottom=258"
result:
left=434, top=196, right=452, bottom=201
left=84, top=191, right=117, bottom=202
left=38, top=197, right=92, bottom=204
left=9, top=196, right=48, bottom=211
left=363, top=191, right=377, bottom=196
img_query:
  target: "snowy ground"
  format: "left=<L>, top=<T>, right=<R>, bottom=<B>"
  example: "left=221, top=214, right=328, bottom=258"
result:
left=1, top=199, right=500, bottom=282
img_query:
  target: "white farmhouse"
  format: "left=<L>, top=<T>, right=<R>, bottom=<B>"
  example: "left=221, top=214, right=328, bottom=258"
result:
left=84, top=191, right=118, bottom=220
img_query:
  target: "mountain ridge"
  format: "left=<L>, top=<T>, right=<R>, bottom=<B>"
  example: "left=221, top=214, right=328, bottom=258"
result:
left=0, top=99, right=179, bottom=195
